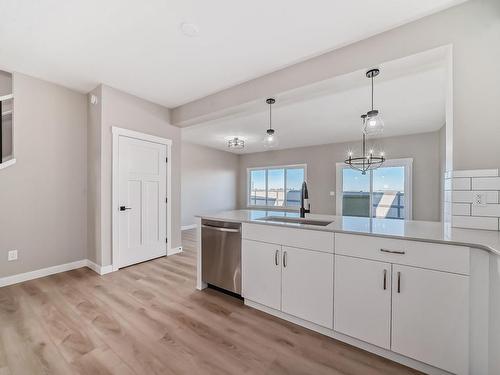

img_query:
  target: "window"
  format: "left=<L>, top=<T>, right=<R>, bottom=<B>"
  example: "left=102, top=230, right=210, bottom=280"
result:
left=248, top=165, right=306, bottom=209
left=336, top=159, right=412, bottom=220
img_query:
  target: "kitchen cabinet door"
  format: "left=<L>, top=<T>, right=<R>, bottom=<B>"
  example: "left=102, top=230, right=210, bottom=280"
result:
left=334, top=255, right=392, bottom=349
left=242, top=240, right=281, bottom=310
left=391, top=264, right=469, bottom=375
left=281, top=246, right=334, bottom=328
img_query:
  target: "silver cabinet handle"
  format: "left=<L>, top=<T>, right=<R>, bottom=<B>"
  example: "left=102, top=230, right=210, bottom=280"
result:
left=397, top=271, right=401, bottom=293
left=275, top=250, right=279, bottom=266
left=383, top=269, right=387, bottom=290
left=201, top=225, right=240, bottom=233
left=380, top=248, right=406, bottom=255
left=283, top=251, right=287, bottom=268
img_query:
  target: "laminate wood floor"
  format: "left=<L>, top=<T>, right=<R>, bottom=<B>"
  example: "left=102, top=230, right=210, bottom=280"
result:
left=0, top=229, right=422, bottom=375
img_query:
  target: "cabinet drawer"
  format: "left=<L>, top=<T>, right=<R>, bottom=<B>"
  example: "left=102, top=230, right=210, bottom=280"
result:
left=335, top=233, right=469, bottom=275
left=243, top=223, right=334, bottom=253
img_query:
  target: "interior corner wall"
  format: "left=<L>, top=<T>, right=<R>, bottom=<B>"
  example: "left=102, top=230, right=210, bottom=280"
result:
left=0, top=73, right=87, bottom=278
left=96, top=85, right=182, bottom=266
left=87, top=85, right=102, bottom=264
left=238, top=130, right=442, bottom=222
left=181, top=141, right=239, bottom=227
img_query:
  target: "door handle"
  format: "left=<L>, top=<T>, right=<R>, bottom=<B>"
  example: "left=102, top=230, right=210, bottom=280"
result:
left=383, top=269, right=387, bottom=290
left=283, top=251, right=287, bottom=268
left=275, top=250, right=279, bottom=266
left=397, top=271, right=401, bottom=293
left=119, top=206, right=132, bottom=211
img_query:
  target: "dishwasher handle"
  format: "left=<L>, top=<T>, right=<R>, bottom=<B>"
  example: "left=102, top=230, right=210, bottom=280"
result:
left=201, top=224, right=241, bottom=233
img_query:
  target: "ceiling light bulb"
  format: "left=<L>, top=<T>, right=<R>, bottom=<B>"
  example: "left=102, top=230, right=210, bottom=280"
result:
left=263, top=129, right=278, bottom=148
left=364, top=113, right=384, bottom=135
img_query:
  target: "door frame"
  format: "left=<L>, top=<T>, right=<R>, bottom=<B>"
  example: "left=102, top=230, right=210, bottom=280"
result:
left=112, top=126, right=172, bottom=272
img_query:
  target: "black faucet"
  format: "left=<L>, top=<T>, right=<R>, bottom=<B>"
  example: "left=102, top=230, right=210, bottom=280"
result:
left=300, top=181, right=310, bottom=218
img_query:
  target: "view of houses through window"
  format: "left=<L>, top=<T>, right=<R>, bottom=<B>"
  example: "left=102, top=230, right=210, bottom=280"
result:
left=248, top=165, right=306, bottom=208
left=341, top=163, right=409, bottom=219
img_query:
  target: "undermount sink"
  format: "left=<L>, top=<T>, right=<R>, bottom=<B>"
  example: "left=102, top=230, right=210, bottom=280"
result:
left=256, top=216, right=333, bottom=226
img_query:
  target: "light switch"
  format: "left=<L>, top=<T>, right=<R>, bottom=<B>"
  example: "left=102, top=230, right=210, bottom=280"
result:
left=329, top=191, right=335, bottom=197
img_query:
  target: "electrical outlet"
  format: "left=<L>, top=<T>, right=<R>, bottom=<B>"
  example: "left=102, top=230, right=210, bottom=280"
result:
left=473, top=192, right=487, bottom=206
left=8, top=250, right=18, bottom=261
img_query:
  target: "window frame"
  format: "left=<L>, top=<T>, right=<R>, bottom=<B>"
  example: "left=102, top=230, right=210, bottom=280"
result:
left=335, top=158, right=413, bottom=220
left=247, top=164, right=307, bottom=210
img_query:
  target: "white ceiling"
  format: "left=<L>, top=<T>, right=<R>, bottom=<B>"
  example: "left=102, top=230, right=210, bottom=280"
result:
left=0, top=0, right=464, bottom=107
left=182, top=48, right=447, bottom=153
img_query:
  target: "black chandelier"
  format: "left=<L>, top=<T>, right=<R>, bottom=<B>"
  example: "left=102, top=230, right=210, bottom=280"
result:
left=345, top=114, right=385, bottom=175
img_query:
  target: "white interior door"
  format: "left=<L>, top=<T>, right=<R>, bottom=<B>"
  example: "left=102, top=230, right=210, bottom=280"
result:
left=118, top=136, right=167, bottom=268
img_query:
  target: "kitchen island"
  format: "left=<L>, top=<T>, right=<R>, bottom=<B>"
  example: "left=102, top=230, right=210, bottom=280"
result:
left=195, top=210, right=500, bottom=375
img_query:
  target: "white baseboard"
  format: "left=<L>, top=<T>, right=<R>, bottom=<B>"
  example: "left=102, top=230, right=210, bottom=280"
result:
left=167, top=246, right=183, bottom=256
left=181, top=224, right=197, bottom=231
left=85, top=260, right=114, bottom=275
left=0, top=259, right=87, bottom=288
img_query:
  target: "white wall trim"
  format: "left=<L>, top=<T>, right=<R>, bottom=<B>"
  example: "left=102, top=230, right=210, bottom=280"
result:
left=0, top=260, right=87, bottom=288
left=167, top=246, right=183, bottom=256
left=112, top=126, right=173, bottom=272
left=181, top=224, right=197, bottom=231
left=86, top=260, right=114, bottom=275
left=0, top=158, right=16, bottom=171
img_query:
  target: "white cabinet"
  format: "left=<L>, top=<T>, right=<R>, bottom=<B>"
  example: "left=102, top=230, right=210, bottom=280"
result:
left=281, top=246, right=334, bottom=329
left=242, top=239, right=334, bottom=328
left=242, top=239, right=281, bottom=310
left=391, top=264, right=469, bottom=375
left=334, top=255, right=391, bottom=349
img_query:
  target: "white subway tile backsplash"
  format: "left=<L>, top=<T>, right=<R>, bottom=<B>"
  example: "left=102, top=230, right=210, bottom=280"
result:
left=449, top=169, right=500, bottom=231
left=452, top=203, right=471, bottom=216
left=452, top=190, right=498, bottom=204
left=472, top=177, right=500, bottom=191
left=452, top=169, right=499, bottom=178
left=452, top=178, right=471, bottom=190
left=452, top=216, right=499, bottom=230
left=472, top=204, right=500, bottom=217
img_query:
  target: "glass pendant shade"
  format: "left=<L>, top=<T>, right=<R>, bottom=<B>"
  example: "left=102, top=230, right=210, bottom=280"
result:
left=263, top=128, right=278, bottom=148
left=363, top=110, right=384, bottom=135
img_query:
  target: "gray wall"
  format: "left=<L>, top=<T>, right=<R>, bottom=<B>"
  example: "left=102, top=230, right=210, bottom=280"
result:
left=95, top=85, right=182, bottom=266
left=172, top=0, right=500, bottom=172
left=181, top=142, right=239, bottom=226
left=0, top=73, right=87, bottom=278
left=238, top=131, right=442, bottom=222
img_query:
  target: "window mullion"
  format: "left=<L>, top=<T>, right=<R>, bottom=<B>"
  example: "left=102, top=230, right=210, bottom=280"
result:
left=369, top=170, right=374, bottom=218
left=284, top=167, right=288, bottom=208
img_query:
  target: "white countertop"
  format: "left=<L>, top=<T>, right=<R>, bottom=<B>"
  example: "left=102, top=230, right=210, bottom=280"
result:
left=197, top=209, right=500, bottom=256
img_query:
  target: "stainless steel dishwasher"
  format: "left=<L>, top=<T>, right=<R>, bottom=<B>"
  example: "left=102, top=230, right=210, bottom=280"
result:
left=201, top=219, right=241, bottom=294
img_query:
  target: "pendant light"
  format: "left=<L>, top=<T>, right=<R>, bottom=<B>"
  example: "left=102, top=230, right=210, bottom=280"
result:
left=363, top=68, right=384, bottom=136
left=263, top=98, right=278, bottom=148
left=345, top=114, right=385, bottom=175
